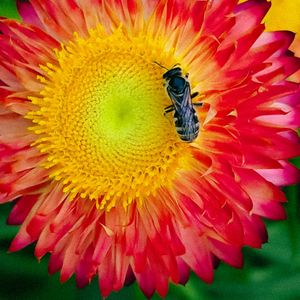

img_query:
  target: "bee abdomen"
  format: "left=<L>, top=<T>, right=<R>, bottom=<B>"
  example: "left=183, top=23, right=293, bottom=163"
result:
left=175, top=113, right=200, bottom=143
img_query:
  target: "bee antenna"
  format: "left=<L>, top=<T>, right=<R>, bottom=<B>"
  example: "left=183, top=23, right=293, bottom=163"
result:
left=153, top=61, right=169, bottom=71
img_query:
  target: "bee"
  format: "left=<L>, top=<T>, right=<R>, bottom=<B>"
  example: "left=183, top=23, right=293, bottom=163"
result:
left=156, top=63, right=202, bottom=142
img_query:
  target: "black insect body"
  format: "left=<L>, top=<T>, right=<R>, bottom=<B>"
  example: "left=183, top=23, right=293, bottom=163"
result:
left=162, top=66, right=202, bottom=142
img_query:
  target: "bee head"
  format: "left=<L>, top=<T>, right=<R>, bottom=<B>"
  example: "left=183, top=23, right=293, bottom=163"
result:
left=162, top=67, right=183, bottom=80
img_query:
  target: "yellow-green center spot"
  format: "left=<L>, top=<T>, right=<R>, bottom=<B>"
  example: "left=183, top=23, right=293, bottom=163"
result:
left=92, top=58, right=163, bottom=143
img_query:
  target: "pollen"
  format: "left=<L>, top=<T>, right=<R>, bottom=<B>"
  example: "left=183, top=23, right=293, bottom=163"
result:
left=26, top=27, right=191, bottom=210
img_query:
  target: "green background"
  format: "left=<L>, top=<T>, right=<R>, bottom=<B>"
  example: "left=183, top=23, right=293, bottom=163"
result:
left=0, top=1, right=300, bottom=299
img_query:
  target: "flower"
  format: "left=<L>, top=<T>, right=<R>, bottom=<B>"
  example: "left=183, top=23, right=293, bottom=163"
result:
left=264, top=0, right=300, bottom=81
left=0, top=0, right=300, bottom=298
left=240, top=0, right=300, bottom=80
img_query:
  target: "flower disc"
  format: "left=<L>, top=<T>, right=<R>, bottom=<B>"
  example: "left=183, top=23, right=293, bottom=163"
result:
left=27, top=28, right=190, bottom=210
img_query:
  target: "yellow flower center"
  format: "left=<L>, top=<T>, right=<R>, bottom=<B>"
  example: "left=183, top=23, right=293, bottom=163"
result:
left=27, top=27, right=192, bottom=210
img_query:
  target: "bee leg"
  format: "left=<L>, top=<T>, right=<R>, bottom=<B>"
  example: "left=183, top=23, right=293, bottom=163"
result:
left=193, top=102, right=203, bottom=107
left=192, top=92, right=205, bottom=107
left=191, top=92, right=199, bottom=99
left=164, top=105, right=175, bottom=116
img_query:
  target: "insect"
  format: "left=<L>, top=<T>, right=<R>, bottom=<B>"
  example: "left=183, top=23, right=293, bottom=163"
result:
left=155, top=62, right=202, bottom=142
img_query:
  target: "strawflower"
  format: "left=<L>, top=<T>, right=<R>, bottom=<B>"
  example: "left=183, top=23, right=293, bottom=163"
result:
left=264, top=0, right=300, bottom=81
left=0, top=0, right=300, bottom=298
left=240, top=0, right=300, bottom=80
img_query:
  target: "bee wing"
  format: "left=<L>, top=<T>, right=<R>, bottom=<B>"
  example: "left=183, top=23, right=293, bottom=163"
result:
left=181, top=83, right=193, bottom=108
left=166, top=83, right=192, bottom=109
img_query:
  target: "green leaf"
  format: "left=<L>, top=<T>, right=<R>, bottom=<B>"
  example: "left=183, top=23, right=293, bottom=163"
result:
left=0, top=0, right=19, bottom=19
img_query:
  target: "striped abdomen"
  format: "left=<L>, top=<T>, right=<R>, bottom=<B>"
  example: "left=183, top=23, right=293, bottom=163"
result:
left=174, top=106, right=199, bottom=142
